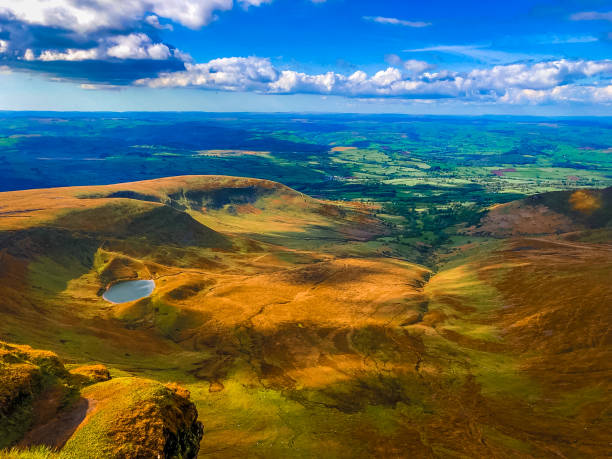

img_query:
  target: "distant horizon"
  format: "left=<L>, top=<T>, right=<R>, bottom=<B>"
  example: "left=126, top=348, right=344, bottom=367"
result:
left=1, top=110, right=612, bottom=120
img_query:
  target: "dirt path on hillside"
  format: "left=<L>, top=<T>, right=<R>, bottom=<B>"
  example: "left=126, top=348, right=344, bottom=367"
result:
left=18, top=397, right=96, bottom=449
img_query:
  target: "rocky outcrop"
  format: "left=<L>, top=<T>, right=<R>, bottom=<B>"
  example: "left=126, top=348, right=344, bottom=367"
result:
left=1, top=342, right=204, bottom=458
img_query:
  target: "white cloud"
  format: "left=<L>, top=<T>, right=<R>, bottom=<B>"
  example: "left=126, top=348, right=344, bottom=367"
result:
left=370, top=67, right=403, bottom=87
left=38, top=48, right=100, bottom=61
left=500, top=85, right=612, bottom=104
left=363, top=16, right=431, bottom=28
left=140, top=57, right=278, bottom=90
left=403, top=59, right=434, bottom=74
left=385, top=55, right=433, bottom=75
left=0, top=0, right=269, bottom=32
left=145, top=15, right=174, bottom=30
left=147, top=0, right=233, bottom=29
left=0, top=0, right=263, bottom=78
left=466, top=60, right=612, bottom=91
left=571, top=11, right=612, bottom=22
left=107, top=34, right=170, bottom=60
left=24, top=34, right=179, bottom=62
left=23, top=49, right=35, bottom=61
left=135, top=57, right=612, bottom=105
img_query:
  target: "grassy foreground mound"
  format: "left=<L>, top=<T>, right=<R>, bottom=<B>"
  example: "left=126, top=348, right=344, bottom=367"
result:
left=0, top=342, right=68, bottom=448
left=0, top=341, right=203, bottom=458
left=61, top=378, right=203, bottom=459
left=0, top=176, right=610, bottom=457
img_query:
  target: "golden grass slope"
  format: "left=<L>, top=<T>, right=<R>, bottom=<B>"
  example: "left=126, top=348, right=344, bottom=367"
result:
left=0, top=177, right=610, bottom=457
left=420, top=236, right=611, bottom=456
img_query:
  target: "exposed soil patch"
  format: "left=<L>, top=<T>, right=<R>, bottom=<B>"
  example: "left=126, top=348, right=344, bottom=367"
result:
left=19, top=398, right=95, bottom=449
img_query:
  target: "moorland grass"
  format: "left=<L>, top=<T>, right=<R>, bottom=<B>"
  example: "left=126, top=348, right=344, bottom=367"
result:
left=0, top=446, right=58, bottom=459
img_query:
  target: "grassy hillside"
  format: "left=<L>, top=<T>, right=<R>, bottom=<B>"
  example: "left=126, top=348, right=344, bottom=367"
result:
left=469, top=187, right=611, bottom=237
left=0, top=176, right=610, bottom=457
left=0, top=341, right=202, bottom=458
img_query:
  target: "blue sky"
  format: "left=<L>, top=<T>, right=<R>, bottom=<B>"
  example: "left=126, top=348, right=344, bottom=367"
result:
left=0, top=0, right=611, bottom=114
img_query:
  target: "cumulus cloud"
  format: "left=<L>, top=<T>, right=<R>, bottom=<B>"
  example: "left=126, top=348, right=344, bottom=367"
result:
left=0, top=0, right=269, bottom=78
left=465, top=60, right=612, bottom=91
left=0, top=1, right=610, bottom=107
left=363, top=16, right=431, bottom=28
left=134, top=57, right=612, bottom=104
left=0, top=0, right=207, bottom=83
left=0, top=0, right=270, bottom=32
left=106, top=34, right=171, bottom=60
left=19, top=34, right=178, bottom=62
left=500, top=85, right=612, bottom=104
left=0, top=0, right=276, bottom=85
left=140, top=56, right=278, bottom=91
left=37, top=48, right=101, bottom=62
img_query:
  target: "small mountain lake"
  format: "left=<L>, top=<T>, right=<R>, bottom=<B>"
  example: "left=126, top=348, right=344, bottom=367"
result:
left=102, top=280, right=155, bottom=304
